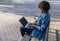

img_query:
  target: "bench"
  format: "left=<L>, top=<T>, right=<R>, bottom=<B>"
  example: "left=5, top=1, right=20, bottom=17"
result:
left=21, top=26, right=49, bottom=41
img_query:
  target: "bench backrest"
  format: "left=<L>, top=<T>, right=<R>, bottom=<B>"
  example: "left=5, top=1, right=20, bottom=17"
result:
left=43, top=26, right=49, bottom=41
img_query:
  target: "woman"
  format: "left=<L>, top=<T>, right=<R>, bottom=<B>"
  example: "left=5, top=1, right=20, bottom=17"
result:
left=20, top=1, right=50, bottom=40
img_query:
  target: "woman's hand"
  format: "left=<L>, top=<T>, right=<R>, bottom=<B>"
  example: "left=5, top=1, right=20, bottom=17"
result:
left=30, top=24, right=37, bottom=28
left=30, top=22, right=37, bottom=25
left=29, top=23, right=34, bottom=25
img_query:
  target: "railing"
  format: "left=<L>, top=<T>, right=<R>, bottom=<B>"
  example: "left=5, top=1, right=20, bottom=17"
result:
left=49, top=29, right=60, bottom=41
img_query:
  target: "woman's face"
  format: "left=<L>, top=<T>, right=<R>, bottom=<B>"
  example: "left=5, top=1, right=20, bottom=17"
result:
left=39, top=9, right=42, bottom=13
left=38, top=6, right=44, bottom=13
left=39, top=8, right=43, bottom=13
left=40, top=8, right=46, bottom=13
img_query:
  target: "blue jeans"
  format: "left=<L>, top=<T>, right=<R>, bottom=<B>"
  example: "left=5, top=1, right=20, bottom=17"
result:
left=20, top=26, right=34, bottom=37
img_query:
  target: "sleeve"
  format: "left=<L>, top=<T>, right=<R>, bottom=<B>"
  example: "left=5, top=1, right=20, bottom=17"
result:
left=37, top=15, right=49, bottom=32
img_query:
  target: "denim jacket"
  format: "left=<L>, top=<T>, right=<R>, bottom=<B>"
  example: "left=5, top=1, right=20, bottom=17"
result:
left=31, top=12, right=50, bottom=40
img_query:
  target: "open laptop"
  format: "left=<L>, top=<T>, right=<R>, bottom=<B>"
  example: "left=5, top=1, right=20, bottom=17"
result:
left=19, top=17, right=30, bottom=28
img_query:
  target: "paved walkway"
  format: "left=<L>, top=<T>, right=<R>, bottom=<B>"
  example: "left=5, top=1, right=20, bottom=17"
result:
left=0, top=13, right=22, bottom=41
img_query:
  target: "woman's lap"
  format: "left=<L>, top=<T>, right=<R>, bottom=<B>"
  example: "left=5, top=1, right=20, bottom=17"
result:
left=20, top=26, right=34, bottom=36
left=20, top=26, right=33, bottom=32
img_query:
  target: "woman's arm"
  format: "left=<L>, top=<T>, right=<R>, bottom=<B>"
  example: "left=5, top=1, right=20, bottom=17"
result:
left=37, top=15, right=50, bottom=32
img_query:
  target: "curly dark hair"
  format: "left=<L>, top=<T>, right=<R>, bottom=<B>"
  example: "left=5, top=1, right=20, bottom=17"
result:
left=38, top=1, right=50, bottom=12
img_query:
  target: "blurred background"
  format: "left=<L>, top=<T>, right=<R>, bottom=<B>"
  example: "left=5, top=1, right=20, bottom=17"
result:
left=0, top=0, right=60, bottom=41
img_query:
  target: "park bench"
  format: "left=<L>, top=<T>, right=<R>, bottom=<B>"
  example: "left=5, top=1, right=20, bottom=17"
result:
left=21, top=26, right=49, bottom=41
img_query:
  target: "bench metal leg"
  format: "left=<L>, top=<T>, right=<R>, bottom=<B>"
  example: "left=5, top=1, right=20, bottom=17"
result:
left=30, top=37, right=41, bottom=41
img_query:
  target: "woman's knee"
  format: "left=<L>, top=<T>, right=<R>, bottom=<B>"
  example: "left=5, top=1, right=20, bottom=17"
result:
left=20, top=26, right=24, bottom=30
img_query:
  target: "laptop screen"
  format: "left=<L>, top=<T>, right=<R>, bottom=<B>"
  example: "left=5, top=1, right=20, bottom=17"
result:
left=19, top=17, right=28, bottom=27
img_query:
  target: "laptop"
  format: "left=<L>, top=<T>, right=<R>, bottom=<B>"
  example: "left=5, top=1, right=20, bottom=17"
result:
left=19, top=17, right=30, bottom=28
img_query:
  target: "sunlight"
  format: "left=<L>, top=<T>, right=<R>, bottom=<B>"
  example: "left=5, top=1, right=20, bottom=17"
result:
left=0, top=5, right=14, bottom=7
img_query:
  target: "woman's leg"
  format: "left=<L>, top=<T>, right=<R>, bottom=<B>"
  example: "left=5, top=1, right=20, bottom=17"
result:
left=20, top=26, right=33, bottom=37
left=20, top=26, right=25, bottom=36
